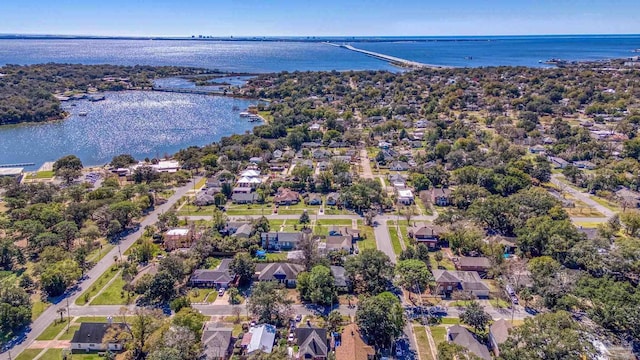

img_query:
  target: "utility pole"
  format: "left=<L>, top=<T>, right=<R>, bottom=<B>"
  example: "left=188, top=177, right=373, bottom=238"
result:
left=66, top=298, right=71, bottom=332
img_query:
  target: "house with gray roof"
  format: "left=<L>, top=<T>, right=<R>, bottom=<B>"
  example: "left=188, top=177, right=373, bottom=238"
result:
left=260, top=231, right=303, bottom=250
left=254, top=263, right=304, bottom=287
left=201, top=322, right=233, bottom=359
left=296, top=327, right=328, bottom=359
left=489, top=319, right=513, bottom=357
left=432, top=270, right=489, bottom=297
left=447, top=325, right=491, bottom=360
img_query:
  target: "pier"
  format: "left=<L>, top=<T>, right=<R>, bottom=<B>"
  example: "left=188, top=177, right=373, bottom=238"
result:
left=151, top=87, right=226, bottom=95
left=0, top=162, right=35, bottom=168
left=327, top=43, right=444, bottom=69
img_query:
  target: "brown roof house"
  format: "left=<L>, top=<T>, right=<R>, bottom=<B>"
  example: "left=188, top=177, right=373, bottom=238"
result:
left=432, top=270, right=490, bottom=297
left=274, top=188, right=301, bottom=206
left=335, top=324, right=375, bottom=360
left=164, top=227, right=197, bottom=251
left=489, top=319, right=513, bottom=357
left=408, top=223, right=443, bottom=248
left=447, top=325, right=492, bottom=360
left=456, top=256, right=492, bottom=273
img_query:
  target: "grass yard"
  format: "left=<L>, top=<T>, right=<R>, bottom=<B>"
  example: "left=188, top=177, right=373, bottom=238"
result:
left=357, top=221, right=377, bottom=250
left=590, top=195, right=621, bottom=212
left=90, top=272, right=132, bottom=305
left=177, top=204, right=219, bottom=216
left=26, top=170, right=55, bottom=179
left=316, top=219, right=354, bottom=226
left=15, top=349, right=43, bottom=360
left=75, top=316, right=109, bottom=323
left=387, top=224, right=403, bottom=255
left=413, top=325, right=435, bottom=360
left=71, top=353, right=105, bottom=360
left=431, top=251, right=456, bottom=270
left=58, top=325, right=80, bottom=340
left=195, top=177, right=207, bottom=190
left=440, top=318, right=461, bottom=325
left=264, top=252, right=288, bottom=262
left=269, top=219, right=286, bottom=230
left=258, top=111, right=274, bottom=123
left=430, top=325, right=447, bottom=345
left=75, top=267, right=120, bottom=305
left=187, top=288, right=216, bottom=303
left=39, top=349, right=63, bottom=360
left=226, top=204, right=270, bottom=216
left=37, top=320, right=68, bottom=340
left=31, top=297, right=50, bottom=320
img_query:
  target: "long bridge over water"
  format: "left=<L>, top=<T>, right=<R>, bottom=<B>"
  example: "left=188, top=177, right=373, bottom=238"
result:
left=327, top=43, right=445, bottom=69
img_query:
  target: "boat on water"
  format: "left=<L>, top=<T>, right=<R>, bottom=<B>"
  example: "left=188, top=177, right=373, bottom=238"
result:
left=544, top=58, right=568, bottom=66
left=88, top=95, right=106, bottom=102
left=232, top=105, right=240, bottom=111
left=78, top=111, right=88, bottom=116
left=633, top=49, right=640, bottom=53
left=248, top=114, right=261, bottom=122
left=239, top=112, right=251, bottom=117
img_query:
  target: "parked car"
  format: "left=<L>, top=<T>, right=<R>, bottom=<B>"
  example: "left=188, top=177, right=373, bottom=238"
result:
left=218, top=288, right=225, bottom=296
left=288, top=332, right=295, bottom=343
left=295, top=314, right=302, bottom=322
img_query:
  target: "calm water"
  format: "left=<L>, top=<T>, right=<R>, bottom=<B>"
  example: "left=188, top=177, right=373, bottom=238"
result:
left=0, top=36, right=638, bottom=71
left=1, top=36, right=639, bottom=169
left=0, top=91, right=257, bottom=169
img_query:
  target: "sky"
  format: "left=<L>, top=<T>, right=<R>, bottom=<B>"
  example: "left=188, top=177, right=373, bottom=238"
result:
left=1, top=0, right=639, bottom=37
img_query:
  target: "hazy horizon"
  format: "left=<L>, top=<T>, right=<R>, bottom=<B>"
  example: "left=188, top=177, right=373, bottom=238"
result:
left=2, top=0, right=639, bottom=38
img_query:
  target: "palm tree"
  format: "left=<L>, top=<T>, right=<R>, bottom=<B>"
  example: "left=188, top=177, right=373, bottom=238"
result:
left=57, top=307, right=66, bottom=323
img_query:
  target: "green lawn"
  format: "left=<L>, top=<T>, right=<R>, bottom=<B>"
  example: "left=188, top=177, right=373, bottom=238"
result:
left=26, top=170, right=55, bottom=179
left=187, top=288, right=216, bottom=303
left=31, top=297, right=50, bottom=320
left=195, top=177, right=207, bottom=189
left=388, top=225, right=403, bottom=255
left=15, top=349, right=42, bottom=360
left=265, top=252, right=288, bottom=262
left=75, top=267, right=120, bottom=305
left=430, top=252, right=456, bottom=270
left=590, top=195, right=621, bottom=212
left=39, top=349, right=63, bottom=360
left=37, top=320, right=68, bottom=340
left=177, top=204, right=219, bottom=216
left=357, top=221, right=377, bottom=250
left=323, top=207, right=351, bottom=215
left=316, top=219, right=353, bottom=226
left=269, top=219, right=286, bottom=230
left=413, top=326, right=435, bottom=360
left=226, top=204, right=270, bottom=216
left=440, top=318, right=461, bottom=325
left=450, top=300, right=476, bottom=307
left=75, top=316, right=109, bottom=323
left=86, top=243, right=115, bottom=263
left=71, top=353, right=105, bottom=360
left=430, top=326, right=447, bottom=345
left=58, top=325, right=80, bottom=340
left=90, top=272, right=132, bottom=305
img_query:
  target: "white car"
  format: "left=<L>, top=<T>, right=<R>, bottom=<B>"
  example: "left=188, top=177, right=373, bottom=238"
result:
left=288, top=333, right=295, bottom=342
left=218, top=288, right=225, bottom=296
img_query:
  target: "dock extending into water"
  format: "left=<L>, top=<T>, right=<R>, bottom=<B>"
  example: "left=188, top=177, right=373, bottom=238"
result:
left=0, top=162, right=35, bottom=168
left=151, top=87, right=226, bottom=95
left=327, top=43, right=444, bottom=69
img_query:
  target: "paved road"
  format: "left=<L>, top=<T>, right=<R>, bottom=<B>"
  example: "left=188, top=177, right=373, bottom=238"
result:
left=360, top=149, right=374, bottom=179
left=551, top=174, right=615, bottom=219
left=373, top=219, right=397, bottom=263
left=1, top=178, right=201, bottom=359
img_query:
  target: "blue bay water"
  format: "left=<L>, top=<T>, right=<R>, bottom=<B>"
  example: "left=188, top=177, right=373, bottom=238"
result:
left=0, top=91, right=257, bottom=169
left=1, top=35, right=639, bottom=169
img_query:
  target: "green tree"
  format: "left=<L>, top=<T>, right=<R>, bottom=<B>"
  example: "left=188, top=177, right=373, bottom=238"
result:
left=299, top=210, right=310, bottom=226
left=173, top=307, right=206, bottom=338
left=0, top=284, right=32, bottom=338
left=356, top=292, right=405, bottom=350
left=459, top=301, right=491, bottom=333
left=395, top=259, right=433, bottom=298
left=247, top=281, right=293, bottom=326
left=146, top=271, right=176, bottom=303
left=227, top=287, right=241, bottom=305
left=500, top=311, right=596, bottom=360
left=230, top=252, right=255, bottom=286
left=326, top=310, right=343, bottom=333
left=40, top=259, right=81, bottom=297
left=297, top=265, right=336, bottom=306
left=620, top=210, right=640, bottom=237
left=345, top=249, right=394, bottom=295
left=110, top=154, right=136, bottom=168
left=53, top=155, right=83, bottom=184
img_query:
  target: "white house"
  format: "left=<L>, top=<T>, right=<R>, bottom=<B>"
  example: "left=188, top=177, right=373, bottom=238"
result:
left=70, top=322, right=126, bottom=353
left=397, top=189, right=414, bottom=205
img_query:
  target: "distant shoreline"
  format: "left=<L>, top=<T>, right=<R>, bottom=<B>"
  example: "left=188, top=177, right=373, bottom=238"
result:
left=1, top=34, right=639, bottom=43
